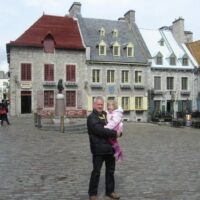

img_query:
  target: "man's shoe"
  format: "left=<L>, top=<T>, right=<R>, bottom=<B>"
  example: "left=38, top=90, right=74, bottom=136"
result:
left=106, top=192, right=120, bottom=199
left=89, top=195, right=98, bottom=200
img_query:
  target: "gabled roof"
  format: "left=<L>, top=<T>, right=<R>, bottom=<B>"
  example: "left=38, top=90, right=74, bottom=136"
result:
left=7, top=14, right=85, bottom=50
left=77, top=15, right=149, bottom=64
left=140, top=28, right=195, bottom=69
left=186, top=40, right=200, bottom=66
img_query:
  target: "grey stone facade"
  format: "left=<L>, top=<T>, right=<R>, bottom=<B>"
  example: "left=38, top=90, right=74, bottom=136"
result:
left=9, top=47, right=86, bottom=116
left=76, top=5, right=150, bottom=122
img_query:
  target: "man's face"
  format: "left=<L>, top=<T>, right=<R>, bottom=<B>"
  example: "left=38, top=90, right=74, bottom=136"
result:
left=93, top=99, right=104, bottom=113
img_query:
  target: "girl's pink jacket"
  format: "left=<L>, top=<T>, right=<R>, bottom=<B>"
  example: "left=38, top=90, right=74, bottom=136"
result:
left=105, top=107, right=123, bottom=133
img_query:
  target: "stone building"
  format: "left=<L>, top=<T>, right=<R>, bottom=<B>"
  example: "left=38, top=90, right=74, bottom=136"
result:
left=72, top=3, right=150, bottom=122
left=7, top=14, right=85, bottom=116
left=140, top=28, right=198, bottom=119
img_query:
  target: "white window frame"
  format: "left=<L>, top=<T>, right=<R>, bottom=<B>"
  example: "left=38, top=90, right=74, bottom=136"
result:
left=99, top=40, right=107, bottom=56
left=121, top=96, right=130, bottom=111
left=134, top=70, right=143, bottom=84
left=113, top=42, right=120, bottom=56
left=121, top=69, right=130, bottom=84
left=181, top=76, right=189, bottom=90
left=99, top=27, right=105, bottom=37
left=127, top=42, right=134, bottom=57
left=91, top=68, right=102, bottom=84
left=154, top=76, right=162, bottom=91
left=112, top=29, right=118, bottom=37
left=107, top=69, right=115, bottom=84
left=166, top=76, right=174, bottom=90
left=135, top=96, right=143, bottom=110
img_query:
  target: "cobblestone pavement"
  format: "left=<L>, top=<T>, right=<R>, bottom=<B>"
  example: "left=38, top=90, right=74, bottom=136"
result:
left=1, top=116, right=200, bottom=200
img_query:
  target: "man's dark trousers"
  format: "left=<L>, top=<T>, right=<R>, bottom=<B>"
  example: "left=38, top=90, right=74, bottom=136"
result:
left=88, top=154, right=115, bottom=196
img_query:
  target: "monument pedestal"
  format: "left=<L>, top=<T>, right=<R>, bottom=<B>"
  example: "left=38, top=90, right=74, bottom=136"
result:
left=55, top=93, right=65, bottom=132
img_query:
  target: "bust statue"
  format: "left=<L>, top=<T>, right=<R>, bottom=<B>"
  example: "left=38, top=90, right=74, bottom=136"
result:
left=57, top=79, right=64, bottom=93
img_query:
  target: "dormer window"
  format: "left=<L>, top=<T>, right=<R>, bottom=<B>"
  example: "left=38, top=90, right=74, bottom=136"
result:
left=43, top=34, right=55, bottom=53
left=113, top=42, right=120, bottom=56
left=127, top=42, right=134, bottom=57
left=159, top=39, right=164, bottom=46
left=182, top=55, right=189, bottom=66
left=99, top=27, right=105, bottom=37
left=156, top=52, right=163, bottom=65
left=112, top=29, right=118, bottom=37
left=169, top=54, right=176, bottom=65
left=98, top=40, right=107, bottom=55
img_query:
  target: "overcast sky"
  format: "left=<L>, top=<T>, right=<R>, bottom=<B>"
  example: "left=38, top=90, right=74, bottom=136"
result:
left=1, top=0, right=200, bottom=72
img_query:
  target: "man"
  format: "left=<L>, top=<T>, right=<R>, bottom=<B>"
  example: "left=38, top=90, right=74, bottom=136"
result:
left=87, top=97, right=121, bottom=200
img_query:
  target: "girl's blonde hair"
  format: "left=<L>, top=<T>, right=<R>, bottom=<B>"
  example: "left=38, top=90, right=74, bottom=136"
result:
left=107, top=99, right=118, bottom=110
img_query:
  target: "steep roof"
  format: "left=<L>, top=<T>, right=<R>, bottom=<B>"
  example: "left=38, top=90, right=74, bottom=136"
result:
left=186, top=41, right=200, bottom=66
left=140, top=28, right=196, bottom=69
left=77, top=15, right=149, bottom=64
left=7, top=14, right=85, bottom=50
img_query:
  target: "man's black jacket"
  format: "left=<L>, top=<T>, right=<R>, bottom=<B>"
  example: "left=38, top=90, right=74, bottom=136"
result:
left=87, top=109, right=117, bottom=155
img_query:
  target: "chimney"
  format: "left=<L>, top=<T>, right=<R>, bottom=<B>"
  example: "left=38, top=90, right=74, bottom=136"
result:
left=69, top=2, right=81, bottom=17
left=171, top=17, right=185, bottom=44
left=124, top=10, right=135, bottom=24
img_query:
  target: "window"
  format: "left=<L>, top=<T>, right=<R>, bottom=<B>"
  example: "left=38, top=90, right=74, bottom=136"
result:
left=113, top=42, right=120, bottom=56
left=154, top=76, right=161, bottom=90
left=156, top=56, right=163, bottom=65
left=44, top=90, right=54, bottom=107
left=127, top=42, right=134, bottom=57
left=99, top=41, right=106, bottom=55
left=112, top=29, right=118, bottom=37
left=21, top=63, right=31, bottom=81
left=182, top=58, right=188, bottom=66
left=113, top=46, right=120, bottom=56
left=135, top=71, right=142, bottom=83
left=181, top=77, right=188, bottom=90
left=122, top=97, right=130, bottom=110
left=135, top=97, right=143, bottom=110
left=99, top=27, right=105, bottom=37
left=107, top=70, right=115, bottom=83
left=66, top=91, right=76, bottom=107
left=154, top=100, right=161, bottom=112
left=170, top=57, right=176, bottom=65
left=121, top=70, right=129, bottom=83
left=159, top=39, right=164, bottom=46
left=43, top=34, right=55, bottom=53
left=167, top=77, right=174, bottom=90
left=44, top=64, right=54, bottom=81
left=127, top=47, right=133, bottom=57
left=99, top=45, right=106, bottom=55
left=66, top=65, right=76, bottom=82
left=92, top=69, right=101, bottom=83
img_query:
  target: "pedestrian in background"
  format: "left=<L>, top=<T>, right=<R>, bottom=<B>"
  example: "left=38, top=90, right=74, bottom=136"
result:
left=0, top=100, right=10, bottom=126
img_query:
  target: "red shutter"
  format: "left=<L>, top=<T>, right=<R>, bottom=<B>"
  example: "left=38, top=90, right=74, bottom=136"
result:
left=21, top=63, right=31, bottom=81
left=66, top=65, right=76, bottom=82
left=44, top=64, right=54, bottom=81
left=66, top=91, right=76, bottom=107
left=44, top=90, right=54, bottom=107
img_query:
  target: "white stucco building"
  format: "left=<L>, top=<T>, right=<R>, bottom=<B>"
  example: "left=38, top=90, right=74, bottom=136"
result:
left=140, top=28, right=198, bottom=119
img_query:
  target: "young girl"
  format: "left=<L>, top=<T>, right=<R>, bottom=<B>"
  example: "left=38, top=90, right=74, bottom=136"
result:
left=104, top=100, right=123, bottom=161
